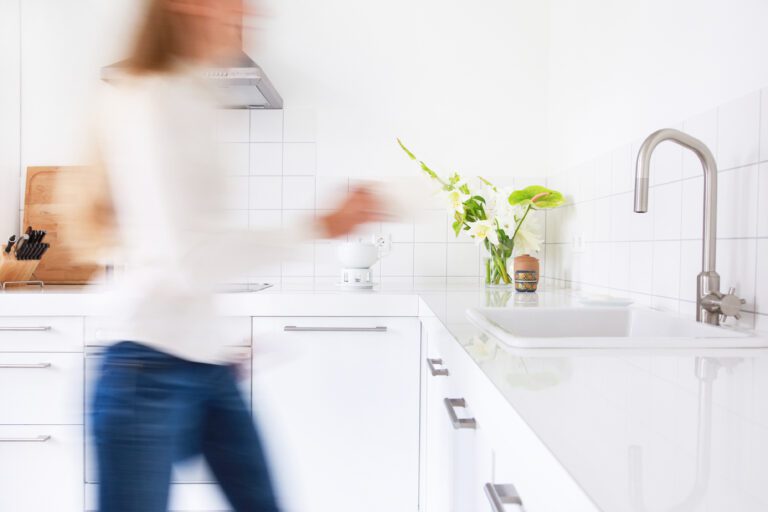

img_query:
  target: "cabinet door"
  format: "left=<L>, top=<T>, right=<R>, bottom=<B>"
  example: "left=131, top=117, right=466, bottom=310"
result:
left=252, top=317, right=420, bottom=512
left=0, top=425, right=83, bottom=512
left=422, top=318, right=494, bottom=512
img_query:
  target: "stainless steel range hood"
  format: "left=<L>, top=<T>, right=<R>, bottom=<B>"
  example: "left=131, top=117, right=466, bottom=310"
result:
left=100, top=50, right=283, bottom=110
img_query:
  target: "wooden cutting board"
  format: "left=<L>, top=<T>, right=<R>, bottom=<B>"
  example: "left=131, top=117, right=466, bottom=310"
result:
left=23, top=166, right=105, bottom=284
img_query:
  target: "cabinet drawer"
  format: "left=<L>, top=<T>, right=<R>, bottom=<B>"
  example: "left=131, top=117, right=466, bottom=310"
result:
left=85, top=316, right=252, bottom=346
left=0, top=352, right=84, bottom=424
left=0, top=316, right=83, bottom=351
left=85, top=483, right=231, bottom=511
left=0, top=425, right=83, bottom=512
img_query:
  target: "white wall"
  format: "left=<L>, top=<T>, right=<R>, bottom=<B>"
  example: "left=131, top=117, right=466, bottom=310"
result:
left=0, top=0, right=20, bottom=237
left=548, top=0, right=768, bottom=169
left=250, top=0, right=549, bottom=178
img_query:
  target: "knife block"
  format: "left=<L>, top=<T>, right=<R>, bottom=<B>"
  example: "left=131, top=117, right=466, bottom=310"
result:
left=0, top=245, right=41, bottom=284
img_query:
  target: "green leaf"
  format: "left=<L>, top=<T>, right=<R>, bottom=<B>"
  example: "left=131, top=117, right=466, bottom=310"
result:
left=397, top=138, right=447, bottom=186
left=508, top=185, right=565, bottom=209
left=477, top=176, right=497, bottom=191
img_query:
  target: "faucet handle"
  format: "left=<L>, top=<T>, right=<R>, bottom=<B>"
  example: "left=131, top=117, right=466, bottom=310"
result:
left=718, top=287, right=746, bottom=322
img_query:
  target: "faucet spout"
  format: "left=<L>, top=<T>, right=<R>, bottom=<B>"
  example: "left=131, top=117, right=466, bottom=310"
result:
left=634, top=129, right=717, bottom=274
left=633, top=128, right=736, bottom=325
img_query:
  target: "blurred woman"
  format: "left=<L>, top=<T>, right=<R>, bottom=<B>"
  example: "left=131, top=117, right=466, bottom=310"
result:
left=71, top=0, right=382, bottom=510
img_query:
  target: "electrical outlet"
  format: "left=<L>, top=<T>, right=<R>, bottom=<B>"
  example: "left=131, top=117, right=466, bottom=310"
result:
left=373, top=234, right=392, bottom=256
left=572, top=234, right=585, bottom=254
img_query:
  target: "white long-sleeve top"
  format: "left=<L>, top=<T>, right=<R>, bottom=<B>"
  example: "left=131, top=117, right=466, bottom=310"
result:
left=94, top=70, right=316, bottom=363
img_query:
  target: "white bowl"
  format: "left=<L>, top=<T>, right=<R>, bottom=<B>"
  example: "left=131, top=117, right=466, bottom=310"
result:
left=338, top=242, right=379, bottom=268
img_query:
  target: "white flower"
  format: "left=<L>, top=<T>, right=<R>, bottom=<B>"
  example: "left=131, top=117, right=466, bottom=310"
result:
left=467, top=219, right=499, bottom=245
left=441, top=188, right=470, bottom=214
left=513, top=211, right=543, bottom=255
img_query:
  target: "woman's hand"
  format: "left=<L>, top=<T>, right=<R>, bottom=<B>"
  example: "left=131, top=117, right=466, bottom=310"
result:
left=317, top=187, right=385, bottom=239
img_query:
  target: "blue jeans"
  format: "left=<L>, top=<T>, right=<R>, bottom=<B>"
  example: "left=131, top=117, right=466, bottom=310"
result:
left=93, top=341, right=280, bottom=512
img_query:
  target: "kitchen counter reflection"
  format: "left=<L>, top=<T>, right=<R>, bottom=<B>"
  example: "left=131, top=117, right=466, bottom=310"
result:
left=417, top=286, right=768, bottom=512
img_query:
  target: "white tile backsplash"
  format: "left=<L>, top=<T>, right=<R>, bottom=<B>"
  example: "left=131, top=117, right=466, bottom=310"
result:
left=758, top=163, right=768, bottom=237
left=611, top=144, right=634, bottom=194
left=381, top=243, right=414, bottom=276
left=652, top=240, right=681, bottom=299
left=250, top=143, right=283, bottom=175
left=415, top=211, right=448, bottom=243
left=652, top=181, right=682, bottom=241
left=680, top=177, right=704, bottom=240
left=717, top=165, right=759, bottom=239
left=220, top=143, right=250, bottom=176
left=283, top=109, right=317, bottom=143
left=414, top=243, right=446, bottom=277
left=756, top=239, right=768, bottom=315
left=250, top=110, right=283, bottom=143
left=717, top=238, right=757, bottom=313
left=217, top=110, right=249, bottom=142
left=649, top=138, right=682, bottom=186
left=545, top=88, right=767, bottom=331
left=682, top=108, right=718, bottom=179
left=249, top=176, right=282, bottom=209
left=446, top=244, right=480, bottom=277
left=717, top=91, right=760, bottom=170
left=223, top=176, right=249, bottom=210
left=282, top=176, right=315, bottom=209
left=283, top=143, right=317, bottom=175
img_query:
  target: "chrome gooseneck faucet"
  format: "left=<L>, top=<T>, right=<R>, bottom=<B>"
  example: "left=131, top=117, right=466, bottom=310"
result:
left=633, top=128, right=745, bottom=325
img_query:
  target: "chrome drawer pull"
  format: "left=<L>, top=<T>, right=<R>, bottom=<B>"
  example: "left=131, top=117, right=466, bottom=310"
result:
left=0, top=435, right=51, bottom=443
left=0, top=326, right=52, bottom=332
left=283, top=326, right=387, bottom=333
left=0, top=363, right=51, bottom=369
left=484, top=483, right=524, bottom=511
left=444, top=398, right=477, bottom=429
left=427, top=358, right=449, bottom=376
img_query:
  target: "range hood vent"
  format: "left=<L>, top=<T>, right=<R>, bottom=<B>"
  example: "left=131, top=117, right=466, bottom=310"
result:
left=100, top=50, right=283, bottom=110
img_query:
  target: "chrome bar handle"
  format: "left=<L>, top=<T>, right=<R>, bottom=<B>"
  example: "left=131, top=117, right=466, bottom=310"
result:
left=284, top=326, right=387, bottom=333
left=0, top=363, right=51, bottom=369
left=444, top=398, right=477, bottom=429
left=0, top=326, right=51, bottom=332
left=484, top=483, right=524, bottom=511
left=0, top=435, right=51, bottom=442
left=427, top=358, right=449, bottom=376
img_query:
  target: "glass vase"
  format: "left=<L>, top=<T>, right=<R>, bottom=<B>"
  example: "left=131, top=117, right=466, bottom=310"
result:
left=483, top=242, right=513, bottom=288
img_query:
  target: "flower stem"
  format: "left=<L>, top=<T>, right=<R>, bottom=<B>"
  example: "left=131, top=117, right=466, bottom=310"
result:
left=510, top=203, right=533, bottom=244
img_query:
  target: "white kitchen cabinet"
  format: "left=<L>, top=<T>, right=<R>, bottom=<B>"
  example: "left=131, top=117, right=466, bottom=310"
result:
left=0, top=352, right=83, bottom=424
left=0, top=316, right=84, bottom=351
left=251, top=317, right=420, bottom=512
left=421, top=317, right=494, bottom=512
left=0, top=425, right=83, bottom=512
left=421, top=318, right=599, bottom=512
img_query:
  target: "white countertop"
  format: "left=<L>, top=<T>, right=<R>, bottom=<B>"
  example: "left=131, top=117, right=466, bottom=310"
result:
left=2, top=282, right=767, bottom=511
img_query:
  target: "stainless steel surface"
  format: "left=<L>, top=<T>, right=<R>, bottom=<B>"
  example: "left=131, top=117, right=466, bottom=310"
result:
left=101, top=51, right=283, bottom=109
left=0, top=363, right=51, bottom=369
left=427, top=358, right=449, bottom=376
left=0, top=435, right=51, bottom=442
left=0, top=325, right=51, bottom=331
left=283, top=326, right=388, bottom=333
left=484, top=483, right=524, bottom=511
left=444, top=398, right=477, bottom=429
left=633, top=128, right=744, bottom=325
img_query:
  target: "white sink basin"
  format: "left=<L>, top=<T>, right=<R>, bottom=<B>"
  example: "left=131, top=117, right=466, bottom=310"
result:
left=466, top=307, right=768, bottom=348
